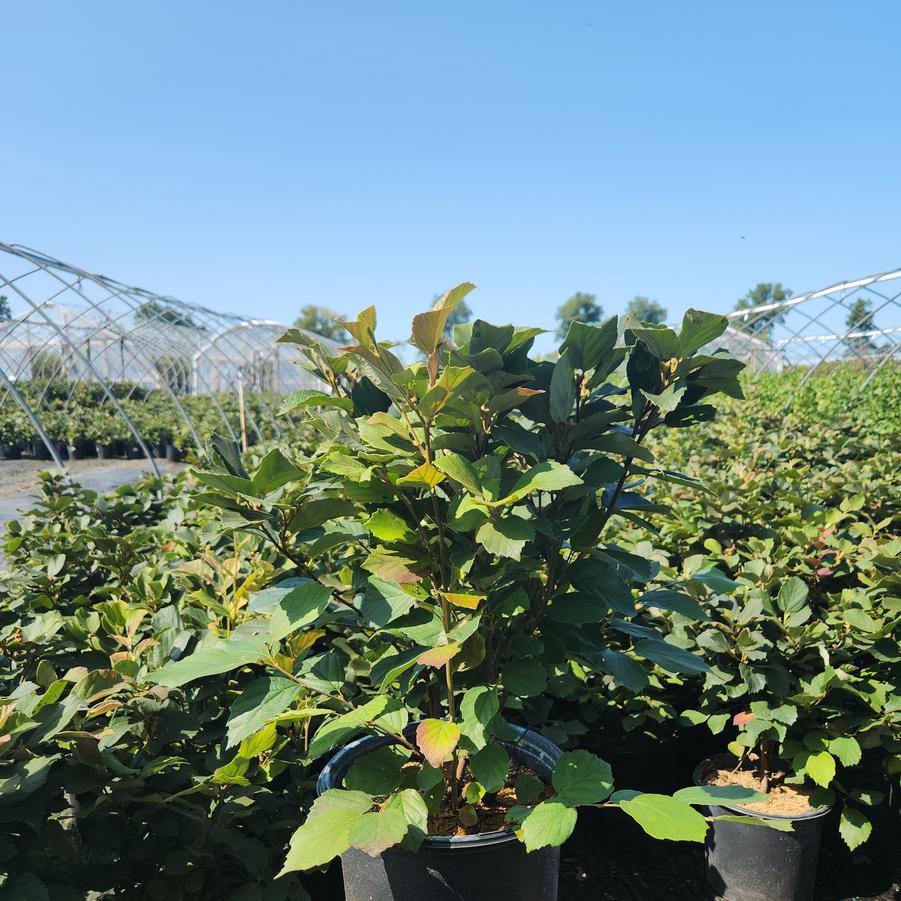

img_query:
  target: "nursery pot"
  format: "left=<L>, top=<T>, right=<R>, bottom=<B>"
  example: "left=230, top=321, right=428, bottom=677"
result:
left=317, top=723, right=564, bottom=901
left=0, top=443, right=22, bottom=460
left=165, top=443, right=182, bottom=463
left=97, top=444, right=115, bottom=459
left=694, top=755, right=831, bottom=901
left=31, top=441, right=52, bottom=461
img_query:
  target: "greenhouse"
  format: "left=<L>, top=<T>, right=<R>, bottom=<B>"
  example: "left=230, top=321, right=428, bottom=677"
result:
left=0, top=242, right=323, bottom=472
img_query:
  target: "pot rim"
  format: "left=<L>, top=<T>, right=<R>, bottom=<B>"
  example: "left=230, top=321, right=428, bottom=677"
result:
left=693, top=754, right=832, bottom=821
left=317, top=721, right=563, bottom=849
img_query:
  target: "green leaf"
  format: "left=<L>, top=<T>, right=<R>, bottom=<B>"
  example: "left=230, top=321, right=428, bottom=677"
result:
left=618, top=794, right=709, bottom=842
left=306, top=697, right=390, bottom=760
left=416, top=719, right=461, bottom=768
left=589, top=432, right=655, bottom=463
left=360, top=577, right=419, bottom=627
left=549, top=348, right=576, bottom=422
left=389, top=789, right=430, bottom=852
left=639, top=589, right=708, bottom=621
left=804, top=751, right=836, bottom=788
left=673, top=785, right=769, bottom=806
left=552, top=750, right=614, bottom=804
left=515, top=773, right=545, bottom=804
left=278, top=389, right=354, bottom=414
left=494, top=461, right=584, bottom=507
left=288, top=497, right=357, bottom=532
left=278, top=789, right=372, bottom=874
left=225, top=675, right=300, bottom=748
left=343, top=745, right=409, bottom=795
left=712, top=815, right=794, bottom=832
left=476, top=517, right=534, bottom=561
left=364, top=509, right=416, bottom=543
left=502, top=659, right=547, bottom=697
left=459, top=686, right=499, bottom=750
left=470, top=743, right=510, bottom=793
left=679, top=309, right=728, bottom=356
left=776, top=577, right=808, bottom=614
left=252, top=448, right=308, bottom=494
left=433, top=453, right=482, bottom=495
left=397, top=462, right=446, bottom=490
left=518, top=800, right=578, bottom=851
left=0, top=755, right=59, bottom=803
left=150, top=637, right=270, bottom=688
left=691, top=567, right=739, bottom=594
left=828, top=736, right=862, bottom=767
left=268, top=582, right=333, bottom=641
left=633, top=639, right=709, bottom=675
left=348, top=802, right=409, bottom=856
left=561, top=316, right=618, bottom=372
left=838, top=807, right=872, bottom=851
left=411, top=283, right=476, bottom=355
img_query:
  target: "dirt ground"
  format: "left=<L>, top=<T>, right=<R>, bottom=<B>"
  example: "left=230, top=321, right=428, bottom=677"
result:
left=0, top=458, right=184, bottom=524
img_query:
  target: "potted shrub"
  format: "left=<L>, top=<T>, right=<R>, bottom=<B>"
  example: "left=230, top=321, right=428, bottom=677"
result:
left=682, top=568, right=899, bottom=901
left=183, top=288, right=776, bottom=900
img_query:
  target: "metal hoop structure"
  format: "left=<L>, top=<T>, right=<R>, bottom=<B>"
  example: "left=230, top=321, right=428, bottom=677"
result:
left=719, top=267, right=901, bottom=385
left=0, top=242, right=322, bottom=471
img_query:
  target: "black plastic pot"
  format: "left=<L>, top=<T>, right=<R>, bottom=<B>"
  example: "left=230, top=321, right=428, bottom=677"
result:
left=165, top=443, right=182, bottom=463
left=31, top=441, right=52, bottom=461
left=97, top=444, right=115, bottom=459
left=317, top=723, right=564, bottom=901
left=0, top=443, right=22, bottom=460
left=694, top=755, right=831, bottom=901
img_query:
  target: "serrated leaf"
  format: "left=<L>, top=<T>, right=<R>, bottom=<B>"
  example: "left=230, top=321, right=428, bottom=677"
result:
left=619, top=794, right=708, bottom=842
left=416, top=719, right=461, bottom=768
left=828, top=736, right=862, bottom=767
left=433, top=453, right=482, bottom=494
left=397, top=462, right=446, bottom=490
left=278, top=389, right=354, bottom=415
left=360, top=577, right=419, bottom=627
left=417, top=644, right=461, bottom=668
left=492, top=461, right=583, bottom=507
left=839, top=807, right=872, bottom=850
left=344, top=745, right=409, bottom=795
left=804, top=751, right=836, bottom=788
left=306, top=696, right=390, bottom=760
left=470, top=743, right=509, bottom=793
left=149, top=637, right=269, bottom=688
left=279, top=789, right=372, bottom=874
left=673, top=785, right=769, bottom=806
left=633, top=639, right=709, bottom=675
left=515, top=773, right=545, bottom=804
left=348, top=803, right=409, bottom=856
left=502, top=659, right=547, bottom=697
left=364, top=509, right=416, bottom=543
left=268, top=582, right=333, bottom=642
left=225, top=675, right=299, bottom=748
left=476, top=517, right=534, bottom=561
left=712, top=815, right=794, bottom=832
left=437, top=591, right=485, bottom=610
left=552, top=750, right=614, bottom=804
left=459, top=686, right=499, bottom=750
left=518, top=800, right=577, bottom=851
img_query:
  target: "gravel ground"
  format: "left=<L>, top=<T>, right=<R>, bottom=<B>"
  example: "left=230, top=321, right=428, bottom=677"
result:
left=0, top=458, right=184, bottom=524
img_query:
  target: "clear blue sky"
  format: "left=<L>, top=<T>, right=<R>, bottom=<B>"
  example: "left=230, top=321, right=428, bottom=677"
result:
left=2, top=1, right=899, bottom=353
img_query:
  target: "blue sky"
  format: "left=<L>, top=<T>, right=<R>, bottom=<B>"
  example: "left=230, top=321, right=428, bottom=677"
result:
left=2, top=1, right=899, bottom=353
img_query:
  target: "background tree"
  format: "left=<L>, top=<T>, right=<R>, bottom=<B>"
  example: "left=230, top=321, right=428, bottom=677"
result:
left=626, top=295, right=667, bottom=324
left=733, top=283, right=791, bottom=337
left=135, top=299, right=199, bottom=329
left=443, top=298, right=472, bottom=339
left=844, top=298, right=880, bottom=355
left=555, top=292, right=602, bottom=340
left=294, top=305, right=348, bottom=342
left=0, top=294, right=11, bottom=321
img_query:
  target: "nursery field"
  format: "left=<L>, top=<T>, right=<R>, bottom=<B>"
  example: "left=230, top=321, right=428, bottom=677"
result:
left=0, top=320, right=898, bottom=901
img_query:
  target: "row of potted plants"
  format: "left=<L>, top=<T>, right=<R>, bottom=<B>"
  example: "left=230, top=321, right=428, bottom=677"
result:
left=0, top=295, right=897, bottom=900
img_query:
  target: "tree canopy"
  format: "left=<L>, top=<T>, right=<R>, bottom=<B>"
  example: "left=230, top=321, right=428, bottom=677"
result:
left=625, top=296, right=667, bottom=324
left=845, top=298, right=880, bottom=354
left=293, top=305, right=348, bottom=342
left=733, top=283, right=791, bottom=336
left=555, top=292, right=602, bottom=340
left=0, top=294, right=10, bottom=322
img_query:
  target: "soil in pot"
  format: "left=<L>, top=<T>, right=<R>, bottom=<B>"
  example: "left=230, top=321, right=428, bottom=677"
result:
left=320, top=724, right=564, bottom=901
left=695, top=754, right=830, bottom=901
